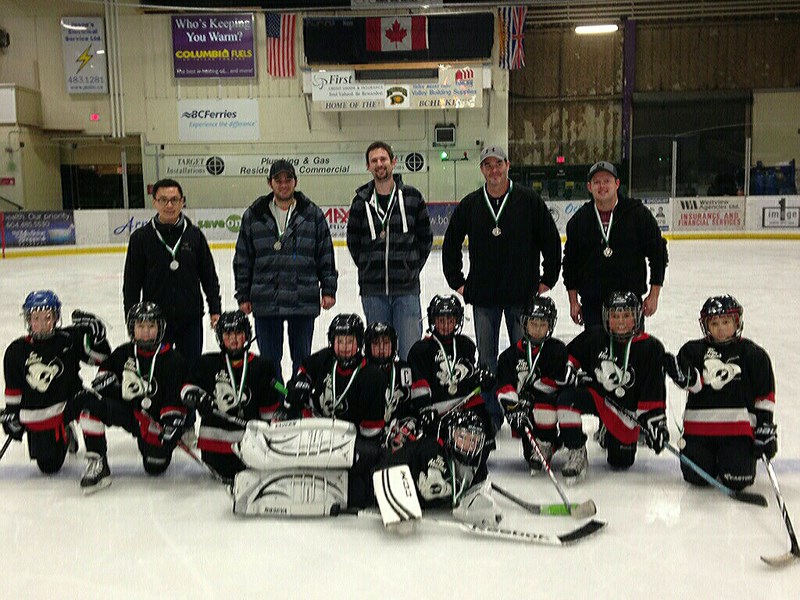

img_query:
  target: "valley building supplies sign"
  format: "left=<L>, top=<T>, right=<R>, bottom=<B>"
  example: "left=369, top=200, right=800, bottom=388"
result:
left=161, top=152, right=426, bottom=177
left=309, top=67, right=482, bottom=111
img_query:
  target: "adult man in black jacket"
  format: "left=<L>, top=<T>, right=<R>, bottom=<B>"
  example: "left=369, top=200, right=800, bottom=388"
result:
left=563, top=161, right=668, bottom=328
left=123, top=178, right=221, bottom=365
left=443, top=145, right=561, bottom=375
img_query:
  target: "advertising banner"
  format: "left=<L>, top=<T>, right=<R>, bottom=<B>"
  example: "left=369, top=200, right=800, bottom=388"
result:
left=177, top=99, right=260, bottom=142
left=643, top=197, right=671, bottom=232
left=61, top=17, right=108, bottom=94
left=171, top=14, right=255, bottom=78
left=673, top=197, right=745, bottom=231
left=3, top=211, right=76, bottom=247
left=745, top=195, right=800, bottom=231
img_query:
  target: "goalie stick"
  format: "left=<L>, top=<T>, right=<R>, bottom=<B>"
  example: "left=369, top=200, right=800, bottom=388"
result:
left=604, top=395, right=768, bottom=508
left=0, top=435, right=12, bottom=463
left=760, top=456, right=800, bottom=567
left=490, top=482, right=597, bottom=519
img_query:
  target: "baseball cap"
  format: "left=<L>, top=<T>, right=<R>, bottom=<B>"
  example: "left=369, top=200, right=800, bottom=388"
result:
left=268, top=159, right=297, bottom=180
left=479, top=145, right=508, bottom=164
left=588, top=161, right=618, bottom=180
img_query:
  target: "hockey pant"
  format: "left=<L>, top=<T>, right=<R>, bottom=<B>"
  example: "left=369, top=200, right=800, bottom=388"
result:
left=681, top=434, right=756, bottom=491
left=23, top=398, right=83, bottom=474
left=78, top=391, right=174, bottom=476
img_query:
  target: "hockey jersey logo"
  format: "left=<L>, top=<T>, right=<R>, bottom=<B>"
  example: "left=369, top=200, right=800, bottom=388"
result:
left=435, top=350, right=471, bottom=394
left=121, top=358, right=157, bottom=401
left=214, top=370, right=250, bottom=412
left=417, top=454, right=452, bottom=501
left=595, top=357, right=634, bottom=396
left=319, top=371, right=349, bottom=417
left=702, top=350, right=741, bottom=391
left=24, top=353, right=63, bottom=393
left=384, top=366, right=412, bottom=421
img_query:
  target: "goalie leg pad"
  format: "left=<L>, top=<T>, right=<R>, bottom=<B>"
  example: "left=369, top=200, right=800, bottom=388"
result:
left=235, top=418, right=357, bottom=471
left=232, top=468, right=348, bottom=517
left=452, top=479, right=503, bottom=528
left=372, top=465, right=423, bottom=531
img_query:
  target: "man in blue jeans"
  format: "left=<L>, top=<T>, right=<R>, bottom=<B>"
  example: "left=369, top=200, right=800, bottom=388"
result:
left=347, top=141, right=432, bottom=361
left=442, top=145, right=561, bottom=429
left=234, top=160, right=338, bottom=382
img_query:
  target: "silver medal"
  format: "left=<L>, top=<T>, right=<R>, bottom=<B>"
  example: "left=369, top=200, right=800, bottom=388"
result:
left=169, top=260, right=179, bottom=271
left=379, top=230, right=386, bottom=239
left=614, top=387, right=625, bottom=398
left=141, top=397, right=152, bottom=410
left=492, top=227, right=502, bottom=237
left=603, top=247, right=613, bottom=258
left=273, top=240, right=282, bottom=251
left=448, top=383, right=458, bottom=395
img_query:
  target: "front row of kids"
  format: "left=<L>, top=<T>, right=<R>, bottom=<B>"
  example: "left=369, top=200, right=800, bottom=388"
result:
left=2, top=289, right=776, bottom=517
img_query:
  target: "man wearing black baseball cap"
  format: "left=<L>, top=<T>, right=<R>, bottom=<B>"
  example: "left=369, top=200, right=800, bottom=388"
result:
left=562, top=160, right=668, bottom=328
left=234, top=159, right=338, bottom=381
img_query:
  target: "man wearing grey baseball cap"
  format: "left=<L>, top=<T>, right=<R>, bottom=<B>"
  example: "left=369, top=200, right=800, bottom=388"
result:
left=442, top=144, right=561, bottom=428
left=562, top=160, right=668, bottom=328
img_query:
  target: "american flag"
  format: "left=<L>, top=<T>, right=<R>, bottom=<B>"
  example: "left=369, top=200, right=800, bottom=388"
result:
left=267, top=13, right=296, bottom=78
left=499, top=6, right=527, bottom=70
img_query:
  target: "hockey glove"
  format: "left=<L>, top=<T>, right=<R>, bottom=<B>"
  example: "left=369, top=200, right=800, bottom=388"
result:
left=754, top=422, right=778, bottom=459
left=641, top=411, right=669, bottom=454
left=91, top=371, right=120, bottom=396
left=418, top=406, right=440, bottom=437
left=1, top=410, right=24, bottom=441
left=470, top=366, right=496, bottom=393
left=182, top=388, right=215, bottom=417
left=159, top=414, right=187, bottom=446
left=663, top=353, right=699, bottom=391
left=506, top=410, right=532, bottom=439
left=72, top=310, right=107, bottom=344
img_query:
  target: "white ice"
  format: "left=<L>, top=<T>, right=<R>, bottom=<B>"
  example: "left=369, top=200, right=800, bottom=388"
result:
left=1, top=241, right=799, bottom=599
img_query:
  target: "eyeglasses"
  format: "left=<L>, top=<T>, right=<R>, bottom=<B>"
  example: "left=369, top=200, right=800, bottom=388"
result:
left=155, top=196, right=184, bottom=206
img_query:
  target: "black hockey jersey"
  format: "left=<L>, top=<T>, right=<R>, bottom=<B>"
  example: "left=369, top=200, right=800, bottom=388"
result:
left=373, top=359, right=413, bottom=423
left=184, top=351, right=283, bottom=454
left=677, top=337, right=775, bottom=438
left=3, top=326, right=110, bottom=431
left=407, top=334, right=485, bottom=415
left=295, top=348, right=385, bottom=439
left=496, top=338, right=570, bottom=405
left=567, top=327, right=665, bottom=445
left=95, top=342, right=187, bottom=446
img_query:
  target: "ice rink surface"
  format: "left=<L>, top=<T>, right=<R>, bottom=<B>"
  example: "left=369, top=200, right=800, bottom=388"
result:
left=1, top=240, right=799, bottom=599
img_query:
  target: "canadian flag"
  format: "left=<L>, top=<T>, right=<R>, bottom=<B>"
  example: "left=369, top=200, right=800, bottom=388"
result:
left=366, top=17, right=428, bottom=52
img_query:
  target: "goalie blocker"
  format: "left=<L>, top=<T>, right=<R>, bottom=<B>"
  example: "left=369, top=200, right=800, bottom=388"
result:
left=231, top=418, right=380, bottom=515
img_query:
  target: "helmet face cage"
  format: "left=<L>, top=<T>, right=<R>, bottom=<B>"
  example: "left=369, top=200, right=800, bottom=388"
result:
left=328, top=314, right=365, bottom=368
left=215, top=311, right=252, bottom=357
left=446, top=411, right=486, bottom=467
left=700, top=295, right=743, bottom=342
left=126, top=302, right=166, bottom=352
left=23, top=290, right=62, bottom=339
left=521, top=296, right=557, bottom=343
left=602, top=291, right=642, bottom=342
left=364, top=322, right=397, bottom=366
left=427, top=294, right=464, bottom=337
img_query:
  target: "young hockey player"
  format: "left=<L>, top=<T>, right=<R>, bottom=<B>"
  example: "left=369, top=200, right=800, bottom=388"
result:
left=364, top=321, right=413, bottom=424
left=558, top=291, right=667, bottom=483
left=180, top=310, right=283, bottom=481
left=77, top=302, right=188, bottom=493
left=664, top=295, right=776, bottom=490
left=496, top=295, right=572, bottom=474
left=2, top=290, right=110, bottom=474
left=406, top=295, right=495, bottom=437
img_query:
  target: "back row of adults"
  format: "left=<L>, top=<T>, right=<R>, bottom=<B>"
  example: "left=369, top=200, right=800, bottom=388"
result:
left=123, top=143, right=667, bottom=391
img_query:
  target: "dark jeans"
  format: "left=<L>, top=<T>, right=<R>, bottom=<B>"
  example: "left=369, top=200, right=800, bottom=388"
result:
left=254, top=315, right=316, bottom=383
left=165, top=317, right=204, bottom=366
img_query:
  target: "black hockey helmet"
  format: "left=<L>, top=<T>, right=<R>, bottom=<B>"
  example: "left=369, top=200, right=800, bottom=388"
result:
left=520, top=295, right=557, bottom=343
left=364, top=321, right=398, bottom=367
left=444, top=410, right=486, bottom=468
left=700, top=295, right=743, bottom=343
left=602, top=291, right=642, bottom=342
left=23, top=290, right=62, bottom=339
left=215, top=310, right=252, bottom=358
left=126, top=301, right=166, bottom=352
left=328, top=314, right=365, bottom=368
left=427, top=294, right=464, bottom=337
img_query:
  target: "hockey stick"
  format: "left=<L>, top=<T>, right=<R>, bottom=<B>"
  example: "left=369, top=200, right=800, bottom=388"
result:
left=603, top=395, right=768, bottom=507
left=760, top=456, right=800, bottom=567
left=490, top=482, right=597, bottom=519
left=0, top=435, right=13, bottom=462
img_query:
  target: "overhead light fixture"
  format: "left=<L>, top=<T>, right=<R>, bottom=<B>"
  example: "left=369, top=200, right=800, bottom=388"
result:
left=60, top=20, right=88, bottom=31
left=575, top=24, right=619, bottom=35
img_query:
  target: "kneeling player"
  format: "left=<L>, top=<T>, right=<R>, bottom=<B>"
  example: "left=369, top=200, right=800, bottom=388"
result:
left=231, top=314, right=386, bottom=513
left=664, top=295, right=776, bottom=490
left=78, top=302, right=187, bottom=493
left=364, top=322, right=413, bottom=425
left=558, top=291, right=667, bottom=484
left=2, top=290, right=110, bottom=474
left=181, top=310, right=283, bottom=481
left=496, top=296, right=572, bottom=474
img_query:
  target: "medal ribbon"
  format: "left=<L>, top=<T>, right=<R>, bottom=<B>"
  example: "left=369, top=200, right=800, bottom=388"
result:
left=482, top=179, right=513, bottom=231
left=593, top=202, right=615, bottom=252
left=134, top=345, right=158, bottom=398
left=431, top=335, right=458, bottom=388
left=152, top=218, right=187, bottom=264
left=274, top=200, right=295, bottom=244
left=608, top=337, right=633, bottom=388
left=331, top=360, right=361, bottom=415
left=225, top=353, right=250, bottom=407
left=522, top=340, right=545, bottom=390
